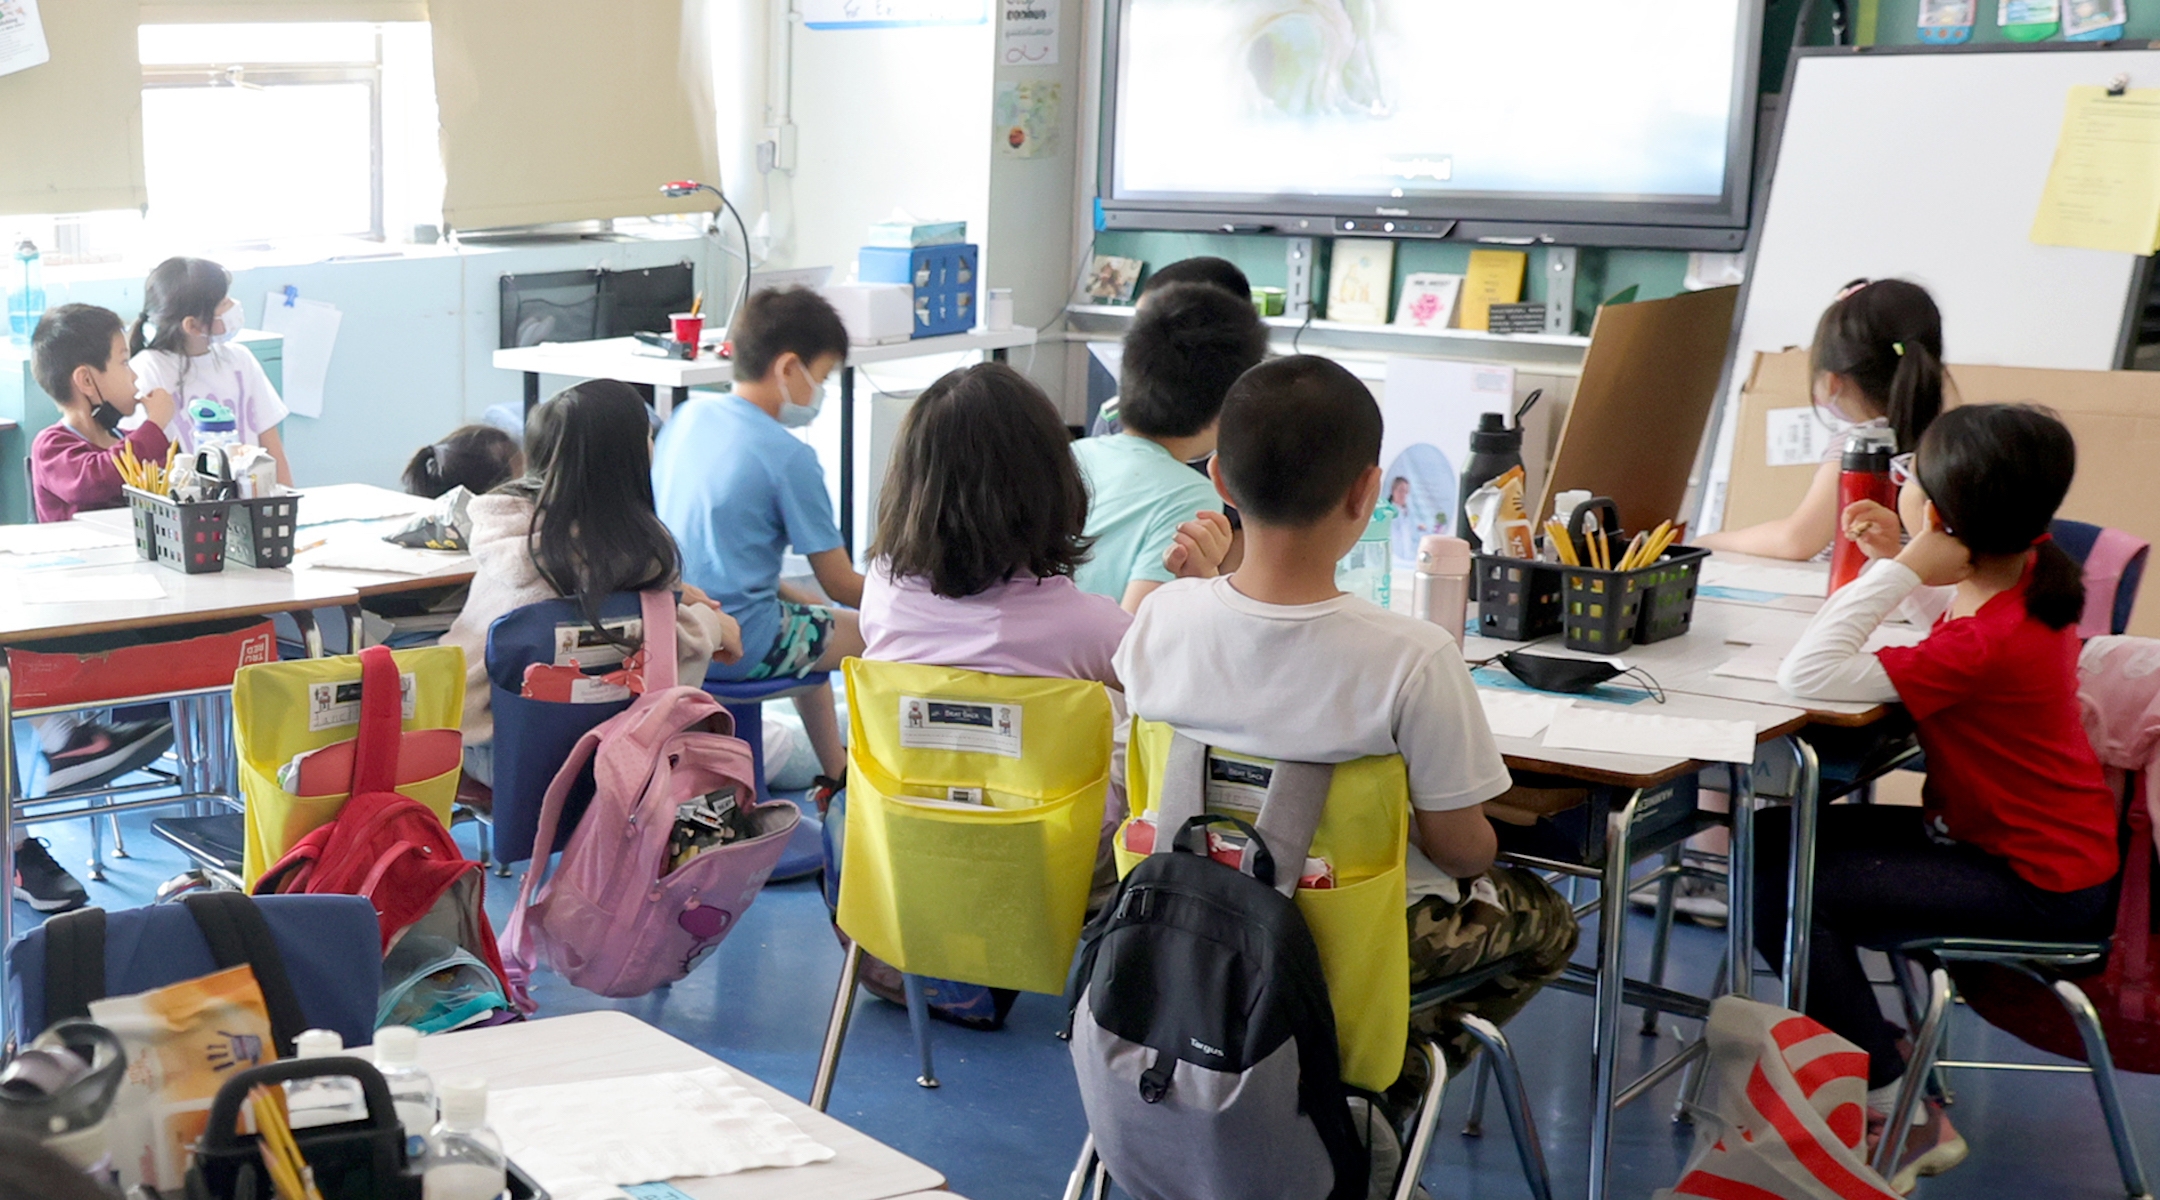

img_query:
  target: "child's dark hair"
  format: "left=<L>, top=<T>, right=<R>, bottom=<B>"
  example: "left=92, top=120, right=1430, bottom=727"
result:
left=1141, top=256, right=1252, bottom=301
left=129, top=256, right=232, bottom=357
left=729, top=286, right=850, bottom=382
left=1119, top=282, right=1270, bottom=439
left=404, top=424, right=522, bottom=499
left=1810, top=278, right=1946, bottom=453
left=1216, top=355, right=1382, bottom=525
left=517, top=380, right=679, bottom=643
left=1916, top=403, right=2084, bottom=630
left=30, top=304, right=123, bottom=405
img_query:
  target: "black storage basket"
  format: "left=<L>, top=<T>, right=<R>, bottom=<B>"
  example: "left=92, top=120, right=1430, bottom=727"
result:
left=227, top=491, right=301, bottom=568
left=1473, top=554, right=1565, bottom=641
left=127, top=487, right=232, bottom=574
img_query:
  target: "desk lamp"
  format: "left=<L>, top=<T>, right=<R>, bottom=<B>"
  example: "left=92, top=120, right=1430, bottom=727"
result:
left=660, top=180, right=753, bottom=326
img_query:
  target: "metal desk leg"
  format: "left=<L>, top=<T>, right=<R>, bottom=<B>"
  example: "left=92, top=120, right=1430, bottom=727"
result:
left=1588, top=786, right=1645, bottom=1200
left=522, top=371, right=540, bottom=417
left=1785, top=738, right=1823, bottom=1012
left=1, top=660, right=16, bottom=1045
left=1727, top=760, right=1757, bottom=1003
left=661, top=386, right=684, bottom=420
left=838, top=365, right=856, bottom=556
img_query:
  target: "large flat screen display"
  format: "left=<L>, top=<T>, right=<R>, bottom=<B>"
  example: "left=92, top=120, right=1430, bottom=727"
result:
left=1104, top=0, right=1762, bottom=238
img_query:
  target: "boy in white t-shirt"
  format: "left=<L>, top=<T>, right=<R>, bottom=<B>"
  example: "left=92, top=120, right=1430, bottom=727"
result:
left=1114, top=354, right=1577, bottom=1075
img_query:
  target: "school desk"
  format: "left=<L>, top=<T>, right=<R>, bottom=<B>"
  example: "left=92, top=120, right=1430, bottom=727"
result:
left=414, top=1009, right=946, bottom=1200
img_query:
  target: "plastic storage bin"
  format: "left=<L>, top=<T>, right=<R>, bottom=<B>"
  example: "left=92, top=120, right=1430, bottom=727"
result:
left=128, top=487, right=233, bottom=574
left=1561, top=546, right=1712, bottom=653
left=228, top=491, right=301, bottom=568
left=1474, top=554, right=1565, bottom=640
left=858, top=243, right=979, bottom=338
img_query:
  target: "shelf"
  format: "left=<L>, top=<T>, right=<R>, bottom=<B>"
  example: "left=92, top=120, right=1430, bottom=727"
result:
left=1066, top=305, right=1590, bottom=370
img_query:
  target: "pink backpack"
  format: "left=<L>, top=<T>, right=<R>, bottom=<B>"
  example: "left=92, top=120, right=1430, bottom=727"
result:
left=499, top=591, right=800, bottom=1009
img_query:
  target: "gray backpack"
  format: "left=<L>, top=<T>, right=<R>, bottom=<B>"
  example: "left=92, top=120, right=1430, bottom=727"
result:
left=1064, top=735, right=1367, bottom=1200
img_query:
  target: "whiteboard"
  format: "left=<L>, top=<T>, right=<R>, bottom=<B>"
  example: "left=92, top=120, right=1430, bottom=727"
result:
left=800, top=0, right=986, bottom=28
left=1703, top=46, right=2159, bottom=529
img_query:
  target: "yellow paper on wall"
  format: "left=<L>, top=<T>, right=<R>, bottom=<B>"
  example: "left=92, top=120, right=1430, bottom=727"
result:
left=2031, top=85, right=2160, bottom=255
left=1461, top=249, right=1528, bottom=332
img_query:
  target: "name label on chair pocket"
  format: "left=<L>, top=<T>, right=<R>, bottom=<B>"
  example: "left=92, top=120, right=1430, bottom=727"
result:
left=554, top=618, right=641, bottom=667
left=898, top=696, right=1022, bottom=758
left=309, top=672, right=417, bottom=731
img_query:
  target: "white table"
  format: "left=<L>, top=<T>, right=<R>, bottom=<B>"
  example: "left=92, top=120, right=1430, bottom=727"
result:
left=414, top=1011, right=945, bottom=1200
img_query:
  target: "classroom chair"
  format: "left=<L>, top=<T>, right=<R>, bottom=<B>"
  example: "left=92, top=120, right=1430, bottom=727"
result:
left=700, top=673, right=829, bottom=882
left=810, top=659, right=1113, bottom=1108
left=2053, top=519, right=2151, bottom=638
left=6, top=893, right=381, bottom=1051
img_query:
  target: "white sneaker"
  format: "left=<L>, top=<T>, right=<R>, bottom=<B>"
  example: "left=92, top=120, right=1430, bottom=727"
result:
left=1628, top=875, right=1729, bottom=928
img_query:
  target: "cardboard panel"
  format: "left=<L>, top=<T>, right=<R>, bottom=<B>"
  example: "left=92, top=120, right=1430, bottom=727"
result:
left=1539, top=286, right=1738, bottom=534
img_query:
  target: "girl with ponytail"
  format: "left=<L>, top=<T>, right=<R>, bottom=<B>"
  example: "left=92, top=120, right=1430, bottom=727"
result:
left=1765, top=404, right=2115, bottom=1183
left=1700, top=278, right=1948, bottom=560
left=127, top=256, right=295, bottom=485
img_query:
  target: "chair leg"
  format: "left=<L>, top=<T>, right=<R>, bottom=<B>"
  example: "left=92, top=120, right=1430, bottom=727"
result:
left=1392, top=1039, right=1450, bottom=1200
left=809, top=940, right=863, bottom=1112
left=1890, top=951, right=1954, bottom=1107
left=1873, top=966, right=1952, bottom=1179
left=106, top=809, right=127, bottom=859
left=901, top=973, right=939, bottom=1088
left=1461, top=1054, right=1492, bottom=1136
left=2052, top=978, right=2154, bottom=1199
left=1060, top=1135, right=1099, bottom=1200
left=1641, top=847, right=1681, bottom=1036
left=1459, top=1016, right=1554, bottom=1200
left=1673, top=951, right=1727, bottom=1125
left=85, top=797, right=107, bottom=882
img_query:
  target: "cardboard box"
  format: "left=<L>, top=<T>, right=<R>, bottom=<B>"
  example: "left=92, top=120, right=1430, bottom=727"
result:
left=5, top=617, right=278, bottom=710
left=1729, top=349, right=2160, bottom=637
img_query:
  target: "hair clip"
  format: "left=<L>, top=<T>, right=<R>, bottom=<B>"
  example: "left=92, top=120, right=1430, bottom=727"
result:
left=1892, top=342, right=1905, bottom=356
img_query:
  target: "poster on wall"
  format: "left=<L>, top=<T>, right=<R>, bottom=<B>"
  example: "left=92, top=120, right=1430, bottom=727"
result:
left=0, top=0, right=50, bottom=79
left=801, top=0, right=986, bottom=29
left=1379, top=357, right=1517, bottom=567
left=1002, top=0, right=1058, bottom=65
left=995, top=81, right=1060, bottom=157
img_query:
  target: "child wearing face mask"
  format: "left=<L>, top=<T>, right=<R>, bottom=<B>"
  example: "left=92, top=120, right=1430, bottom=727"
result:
left=1698, top=278, right=1947, bottom=561
left=128, top=256, right=294, bottom=486
left=652, top=286, right=865, bottom=798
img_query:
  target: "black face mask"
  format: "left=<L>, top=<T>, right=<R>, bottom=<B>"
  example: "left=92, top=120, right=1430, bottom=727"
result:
left=89, top=401, right=124, bottom=435
left=1492, top=651, right=1666, bottom=701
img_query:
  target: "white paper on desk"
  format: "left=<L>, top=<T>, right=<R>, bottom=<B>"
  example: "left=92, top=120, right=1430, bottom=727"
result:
left=1712, top=644, right=1788, bottom=683
left=293, top=539, right=456, bottom=576
left=295, top=484, right=429, bottom=527
left=1542, top=704, right=1758, bottom=765
left=0, top=0, right=50, bottom=78
left=22, top=574, right=166, bottom=604
left=1699, top=560, right=1828, bottom=599
left=258, top=293, right=342, bottom=418
left=0, top=523, right=131, bottom=555
left=1478, top=691, right=1573, bottom=739
left=490, top=1067, right=834, bottom=1200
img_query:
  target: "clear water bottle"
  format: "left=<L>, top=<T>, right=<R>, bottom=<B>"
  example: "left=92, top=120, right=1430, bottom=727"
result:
left=190, top=400, right=241, bottom=449
left=285, top=1029, right=369, bottom=1129
left=423, top=1078, right=507, bottom=1200
left=1337, top=503, right=1395, bottom=609
left=9, top=240, right=44, bottom=345
left=372, top=1025, right=437, bottom=1164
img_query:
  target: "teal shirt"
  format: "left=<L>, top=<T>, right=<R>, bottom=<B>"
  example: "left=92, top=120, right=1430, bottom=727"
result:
left=1071, top=434, right=1225, bottom=601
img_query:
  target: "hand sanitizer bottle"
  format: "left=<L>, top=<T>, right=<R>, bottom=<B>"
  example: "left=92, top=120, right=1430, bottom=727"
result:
left=372, top=1025, right=437, bottom=1164
left=423, top=1078, right=508, bottom=1200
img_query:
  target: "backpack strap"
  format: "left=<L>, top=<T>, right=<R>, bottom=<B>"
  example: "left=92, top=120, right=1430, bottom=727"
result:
left=41, top=906, right=107, bottom=1023
left=352, top=645, right=404, bottom=796
left=500, top=722, right=611, bottom=1013
left=180, top=892, right=309, bottom=1058
left=640, top=589, right=678, bottom=693
left=1160, top=732, right=1335, bottom=898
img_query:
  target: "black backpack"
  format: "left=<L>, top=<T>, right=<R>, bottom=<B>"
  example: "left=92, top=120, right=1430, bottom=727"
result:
left=1064, top=735, right=1367, bottom=1200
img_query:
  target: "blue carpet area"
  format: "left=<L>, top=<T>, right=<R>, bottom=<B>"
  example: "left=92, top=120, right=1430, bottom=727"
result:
left=11, top=800, right=2158, bottom=1199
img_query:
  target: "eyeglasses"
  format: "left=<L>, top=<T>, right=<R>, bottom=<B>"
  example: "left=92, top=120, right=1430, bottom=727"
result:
left=1889, top=452, right=1915, bottom=487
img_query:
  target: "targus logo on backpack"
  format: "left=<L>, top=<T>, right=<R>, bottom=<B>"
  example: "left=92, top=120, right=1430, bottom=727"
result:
left=1189, top=1037, right=1224, bottom=1058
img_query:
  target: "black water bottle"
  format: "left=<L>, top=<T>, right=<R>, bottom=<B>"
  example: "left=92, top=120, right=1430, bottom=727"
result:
left=1456, top=412, right=1525, bottom=546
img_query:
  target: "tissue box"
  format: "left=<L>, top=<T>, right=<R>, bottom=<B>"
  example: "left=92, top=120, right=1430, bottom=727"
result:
left=821, top=283, right=915, bottom=346
left=865, top=218, right=967, bottom=248
left=858, top=243, right=979, bottom=339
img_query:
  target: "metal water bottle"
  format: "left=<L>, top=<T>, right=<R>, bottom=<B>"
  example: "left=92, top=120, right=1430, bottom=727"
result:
left=1830, top=426, right=1897, bottom=594
left=1413, top=535, right=1472, bottom=650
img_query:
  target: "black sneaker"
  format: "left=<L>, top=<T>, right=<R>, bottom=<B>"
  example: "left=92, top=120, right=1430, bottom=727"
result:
left=43, top=718, right=175, bottom=794
left=13, top=839, right=89, bottom=913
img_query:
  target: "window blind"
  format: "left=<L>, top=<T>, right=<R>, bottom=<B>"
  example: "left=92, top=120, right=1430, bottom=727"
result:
left=428, top=0, right=720, bottom=231
left=0, top=0, right=147, bottom=216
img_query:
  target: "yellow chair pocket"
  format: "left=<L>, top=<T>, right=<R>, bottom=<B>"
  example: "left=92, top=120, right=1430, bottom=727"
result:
left=241, top=763, right=462, bottom=884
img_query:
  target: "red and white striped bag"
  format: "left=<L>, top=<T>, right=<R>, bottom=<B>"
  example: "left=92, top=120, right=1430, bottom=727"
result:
left=1656, top=996, right=1902, bottom=1200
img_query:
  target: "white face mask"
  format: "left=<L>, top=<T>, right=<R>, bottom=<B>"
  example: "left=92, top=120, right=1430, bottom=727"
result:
left=776, top=359, right=824, bottom=428
left=208, top=300, right=242, bottom=344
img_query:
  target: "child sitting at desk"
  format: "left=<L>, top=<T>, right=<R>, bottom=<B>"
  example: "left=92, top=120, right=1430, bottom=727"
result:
left=1699, top=278, right=1946, bottom=561
left=1088, top=255, right=1254, bottom=437
left=653, top=287, right=862, bottom=798
left=1072, top=282, right=1268, bottom=612
left=128, top=257, right=293, bottom=486
left=442, top=380, right=741, bottom=786
left=403, top=424, right=523, bottom=499
left=1766, top=404, right=2117, bottom=1191
left=18, top=304, right=183, bottom=911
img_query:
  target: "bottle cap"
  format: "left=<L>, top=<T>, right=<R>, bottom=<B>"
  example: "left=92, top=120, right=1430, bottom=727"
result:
left=1418, top=535, right=1472, bottom=574
left=1468, top=412, right=1522, bottom=454
left=373, top=1026, right=420, bottom=1067
left=439, top=1077, right=488, bottom=1128
left=295, top=1029, right=344, bottom=1059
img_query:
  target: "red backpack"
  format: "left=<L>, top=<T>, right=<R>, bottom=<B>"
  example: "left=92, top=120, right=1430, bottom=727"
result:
left=254, top=645, right=514, bottom=1007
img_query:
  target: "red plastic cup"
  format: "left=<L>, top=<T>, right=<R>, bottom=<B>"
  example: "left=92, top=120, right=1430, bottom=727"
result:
left=669, top=312, right=704, bottom=350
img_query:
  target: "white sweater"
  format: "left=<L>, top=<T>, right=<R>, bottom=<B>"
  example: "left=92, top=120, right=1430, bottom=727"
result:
left=440, top=493, right=723, bottom=746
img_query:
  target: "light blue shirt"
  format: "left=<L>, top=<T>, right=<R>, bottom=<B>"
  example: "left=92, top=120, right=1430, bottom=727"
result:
left=654, top=393, right=843, bottom=669
left=1071, top=433, right=1224, bottom=601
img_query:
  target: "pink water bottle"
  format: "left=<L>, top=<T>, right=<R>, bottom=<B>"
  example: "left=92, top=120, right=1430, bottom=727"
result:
left=1414, top=535, right=1472, bottom=649
left=1830, top=427, right=1897, bottom=594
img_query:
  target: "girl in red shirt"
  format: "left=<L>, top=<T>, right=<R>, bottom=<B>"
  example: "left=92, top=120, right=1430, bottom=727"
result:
left=1764, top=404, right=2117, bottom=1192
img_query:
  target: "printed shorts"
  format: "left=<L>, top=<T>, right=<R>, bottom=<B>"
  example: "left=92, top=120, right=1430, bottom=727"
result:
left=745, top=599, right=837, bottom=681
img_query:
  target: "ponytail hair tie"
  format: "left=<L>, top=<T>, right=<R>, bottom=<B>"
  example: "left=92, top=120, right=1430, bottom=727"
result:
left=2032, top=531, right=2053, bottom=548
left=426, top=443, right=450, bottom=474
left=1892, top=341, right=1906, bottom=357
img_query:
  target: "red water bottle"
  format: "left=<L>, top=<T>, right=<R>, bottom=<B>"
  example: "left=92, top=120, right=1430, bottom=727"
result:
left=1830, top=427, right=1897, bottom=593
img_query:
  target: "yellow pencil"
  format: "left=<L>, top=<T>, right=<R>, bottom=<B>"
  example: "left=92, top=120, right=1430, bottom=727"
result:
left=1595, top=528, right=1610, bottom=571
left=1545, top=520, right=1578, bottom=566
left=1618, top=532, right=1648, bottom=571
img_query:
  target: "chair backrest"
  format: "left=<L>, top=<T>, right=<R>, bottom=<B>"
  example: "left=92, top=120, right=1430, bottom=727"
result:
left=483, top=592, right=646, bottom=864
left=1121, top=719, right=1412, bottom=1094
left=6, top=895, right=381, bottom=1049
left=2052, top=518, right=2151, bottom=638
left=835, top=658, right=1113, bottom=996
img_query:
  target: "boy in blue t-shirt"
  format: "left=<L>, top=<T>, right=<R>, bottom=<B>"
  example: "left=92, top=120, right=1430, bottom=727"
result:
left=654, top=287, right=864, bottom=786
